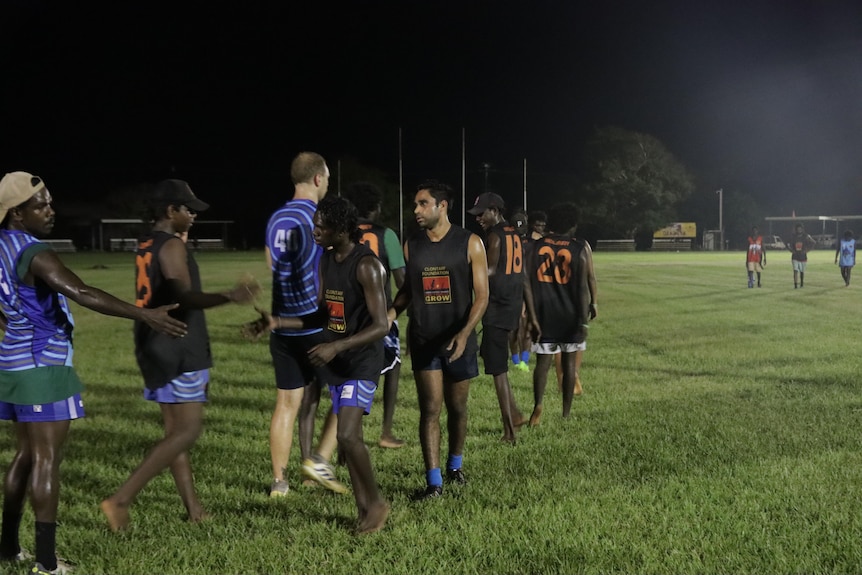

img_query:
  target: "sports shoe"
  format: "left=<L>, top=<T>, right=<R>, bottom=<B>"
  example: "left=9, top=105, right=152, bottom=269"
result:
left=31, top=558, right=74, bottom=575
left=301, top=457, right=348, bottom=494
left=269, top=478, right=289, bottom=497
left=413, top=485, right=443, bottom=500
left=446, top=468, right=467, bottom=485
left=0, top=547, right=31, bottom=562
left=515, top=362, right=530, bottom=373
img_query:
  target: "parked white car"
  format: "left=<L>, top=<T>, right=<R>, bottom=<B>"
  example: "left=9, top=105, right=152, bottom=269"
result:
left=763, top=235, right=785, bottom=250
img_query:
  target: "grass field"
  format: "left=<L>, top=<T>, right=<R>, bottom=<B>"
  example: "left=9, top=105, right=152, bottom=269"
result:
left=3, top=248, right=862, bottom=574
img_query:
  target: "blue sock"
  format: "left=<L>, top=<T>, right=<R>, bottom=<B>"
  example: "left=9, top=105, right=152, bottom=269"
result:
left=426, top=468, right=443, bottom=487
left=447, top=454, right=463, bottom=471
left=511, top=354, right=520, bottom=365
left=520, top=351, right=530, bottom=363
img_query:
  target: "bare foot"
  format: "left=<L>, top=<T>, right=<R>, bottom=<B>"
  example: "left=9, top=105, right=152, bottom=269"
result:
left=100, top=499, right=130, bottom=532
left=513, top=415, right=529, bottom=430
left=500, top=434, right=516, bottom=445
left=378, top=436, right=406, bottom=449
left=574, top=376, right=583, bottom=396
left=529, top=405, right=543, bottom=427
left=188, top=509, right=211, bottom=523
left=356, top=501, right=390, bottom=535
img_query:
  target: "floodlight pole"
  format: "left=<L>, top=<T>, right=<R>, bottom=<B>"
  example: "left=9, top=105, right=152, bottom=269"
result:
left=716, top=188, right=724, bottom=251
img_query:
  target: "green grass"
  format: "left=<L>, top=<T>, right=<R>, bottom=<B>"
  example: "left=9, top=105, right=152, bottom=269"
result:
left=3, top=249, right=862, bottom=574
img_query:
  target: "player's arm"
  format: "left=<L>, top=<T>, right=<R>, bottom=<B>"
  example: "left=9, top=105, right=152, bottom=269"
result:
left=271, top=258, right=328, bottom=331
left=584, top=240, right=598, bottom=319
left=521, top=269, right=541, bottom=343
left=576, top=247, right=592, bottom=337
left=389, top=241, right=411, bottom=322
left=159, top=237, right=259, bottom=309
left=28, top=249, right=187, bottom=337
left=447, top=233, right=489, bottom=362
left=383, top=227, right=406, bottom=290
left=835, top=242, right=841, bottom=263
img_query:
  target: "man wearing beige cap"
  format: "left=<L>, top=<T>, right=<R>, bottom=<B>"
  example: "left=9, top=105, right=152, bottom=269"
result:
left=0, top=172, right=187, bottom=574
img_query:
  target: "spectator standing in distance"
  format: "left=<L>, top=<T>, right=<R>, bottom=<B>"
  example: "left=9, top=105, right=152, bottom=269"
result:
left=0, top=172, right=187, bottom=574
left=786, top=223, right=816, bottom=289
left=265, top=152, right=344, bottom=497
left=468, top=192, right=539, bottom=443
left=835, top=229, right=856, bottom=287
left=101, top=179, right=260, bottom=532
left=343, top=182, right=406, bottom=448
left=529, top=211, right=547, bottom=241
left=389, top=180, right=489, bottom=499
left=266, top=196, right=390, bottom=534
left=526, top=202, right=594, bottom=425
left=746, top=226, right=766, bottom=288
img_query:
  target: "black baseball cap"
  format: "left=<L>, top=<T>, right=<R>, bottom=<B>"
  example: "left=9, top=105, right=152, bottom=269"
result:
left=153, top=179, right=210, bottom=212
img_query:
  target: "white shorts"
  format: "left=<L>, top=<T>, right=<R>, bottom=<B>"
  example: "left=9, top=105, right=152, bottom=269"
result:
left=532, top=341, right=586, bottom=354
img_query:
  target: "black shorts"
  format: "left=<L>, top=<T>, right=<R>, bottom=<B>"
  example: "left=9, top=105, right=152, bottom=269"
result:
left=410, top=341, right=479, bottom=382
left=269, top=331, right=327, bottom=390
left=479, top=324, right=511, bottom=376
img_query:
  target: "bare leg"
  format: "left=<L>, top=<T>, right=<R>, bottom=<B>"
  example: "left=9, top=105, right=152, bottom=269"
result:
left=337, top=406, right=389, bottom=534
left=442, top=377, right=470, bottom=461
left=0, top=423, right=32, bottom=557
left=315, top=408, right=339, bottom=461
left=24, top=420, right=70, bottom=570
left=560, top=351, right=578, bottom=418
left=379, top=363, right=404, bottom=448
left=298, top=382, right=322, bottom=462
left=414, top=370, right=444, bottom=472
left=554, top=351, right=563, bottom=393
left=269, top=387, right=304, bottom=482
left=530, top=353, right=553, bottom=426
left=573, top=350, right=584, bottom=396
left=102, top=402, right=203, bottom=531
left=163, top=407, right=207, bottom=523
left=492, top=372, right=519, bottom=443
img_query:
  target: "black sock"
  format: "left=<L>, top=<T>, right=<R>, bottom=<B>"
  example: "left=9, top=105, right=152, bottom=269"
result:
left=35, top=521, right=56, bottom=570
left=0, top=512, right=22, bottom=557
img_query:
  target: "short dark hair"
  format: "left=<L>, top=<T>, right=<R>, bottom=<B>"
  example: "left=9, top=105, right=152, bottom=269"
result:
left=291, top=152, right=327, bottom=185
left=417, top=179, right=454, bottom=207
left=316, top=195, right=362, bottom=243
left=530, top=211, right=548, bottom=225
left=546, top=202, right=580, bottom=234
left=344, top=182, right=382, bottom=219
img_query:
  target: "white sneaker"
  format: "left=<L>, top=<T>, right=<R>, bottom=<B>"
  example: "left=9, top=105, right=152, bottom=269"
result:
left=301, top=457, right=348, bottom=494
left=31, top=558, right=74, bottom=575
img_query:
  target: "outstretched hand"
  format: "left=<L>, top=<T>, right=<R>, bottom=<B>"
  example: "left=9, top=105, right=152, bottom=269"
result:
left=241, top=306, right=272, bottom=342
left=228, top=276, right=262, bottom=304
left=142, top=303, right=188, bottom=338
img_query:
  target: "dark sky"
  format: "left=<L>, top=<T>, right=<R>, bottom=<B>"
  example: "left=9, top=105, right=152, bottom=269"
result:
left=2, top=1, right=862, bottom=243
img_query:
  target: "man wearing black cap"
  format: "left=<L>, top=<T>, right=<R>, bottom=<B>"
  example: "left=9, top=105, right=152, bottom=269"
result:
left=0, top=172, right=188, bottom=574
left=101, top=179, right=260, bottom=532
left=468, top=192, right=540, bottom=443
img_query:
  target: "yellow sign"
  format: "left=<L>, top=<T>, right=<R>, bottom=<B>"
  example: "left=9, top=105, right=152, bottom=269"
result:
left=654, top=223, right=696, bottom=238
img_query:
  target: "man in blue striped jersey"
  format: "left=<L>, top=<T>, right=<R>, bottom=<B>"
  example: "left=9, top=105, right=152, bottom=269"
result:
left=0, top=172, right=186, bottom=574
left=265, top=152, right=345, bottom=496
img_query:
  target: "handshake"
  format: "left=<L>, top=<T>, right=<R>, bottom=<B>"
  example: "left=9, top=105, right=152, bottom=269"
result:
left=241, top=307, right=272, bottom=342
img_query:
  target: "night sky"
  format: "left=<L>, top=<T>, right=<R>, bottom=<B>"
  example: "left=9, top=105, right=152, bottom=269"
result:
left=2, top=1, right=861, bottom=246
